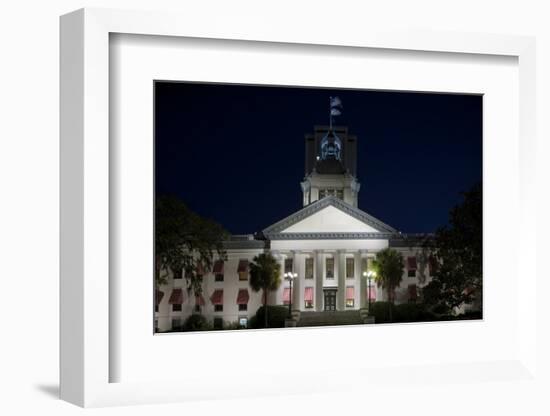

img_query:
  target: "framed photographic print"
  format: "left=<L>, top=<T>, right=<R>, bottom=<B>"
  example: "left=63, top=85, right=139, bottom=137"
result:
left=60, top=7, right=537, bottom=408
left=153, top=81, right=482, bottom=335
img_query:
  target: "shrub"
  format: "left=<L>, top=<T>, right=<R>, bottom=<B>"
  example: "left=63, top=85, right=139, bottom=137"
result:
left=224, top=321, right=246, bottom=330
left=369, top=301, right=392, bottom=323
left=394, top=303, right=427, bottom=322
left=453, top=310, right=482, bottom=320
left=183, top=313, right=211, bottom=331
left=369, top=302, right=435, bottom=323
left=250, top=305, right=288, bottom=328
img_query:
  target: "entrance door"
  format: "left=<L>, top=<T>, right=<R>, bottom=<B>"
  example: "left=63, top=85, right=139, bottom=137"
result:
left=324, top=290, right=336, bottom=311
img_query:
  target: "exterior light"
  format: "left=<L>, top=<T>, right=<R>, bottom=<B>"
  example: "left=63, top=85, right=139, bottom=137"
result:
left=284, top=271, right=297, bottom=318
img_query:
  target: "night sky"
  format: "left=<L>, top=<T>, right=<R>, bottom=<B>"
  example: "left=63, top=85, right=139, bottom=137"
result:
left=155, top=82, right=482, bottom=235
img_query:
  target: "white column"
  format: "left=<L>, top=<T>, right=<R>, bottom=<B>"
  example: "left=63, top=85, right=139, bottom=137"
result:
left=315, top=250, right=323, bottom=312
left=355, top=250, right=363, bottom=310
left=359, top=250, right=368, bottom=309
left=337, top=250, right=346, bottom=310
left=292, top=250, right=302, bottom=312
left=271, top=251, right=284, bottom=306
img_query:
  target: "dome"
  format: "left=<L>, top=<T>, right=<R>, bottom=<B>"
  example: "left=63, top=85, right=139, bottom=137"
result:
left=320, top=129, right=342, bottom=160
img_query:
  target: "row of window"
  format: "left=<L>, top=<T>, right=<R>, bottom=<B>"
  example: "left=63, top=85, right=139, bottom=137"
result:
left=172, top=256, right=436, bottom=283
left=318, top=188, right=344, bottom=200
left=285, top=257, right=357, bottom=279
left=172, top=259, right=249, bottom=281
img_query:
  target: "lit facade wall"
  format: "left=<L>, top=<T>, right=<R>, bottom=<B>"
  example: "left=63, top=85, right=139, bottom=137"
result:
left=155, top=241, right=438, bottom=332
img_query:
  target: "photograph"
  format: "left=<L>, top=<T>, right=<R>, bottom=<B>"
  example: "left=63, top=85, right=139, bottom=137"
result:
left=154, top=82, right=482, bottom=333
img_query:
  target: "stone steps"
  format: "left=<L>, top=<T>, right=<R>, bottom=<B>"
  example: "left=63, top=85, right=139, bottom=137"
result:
left=296, top=310, right=364, bottom=327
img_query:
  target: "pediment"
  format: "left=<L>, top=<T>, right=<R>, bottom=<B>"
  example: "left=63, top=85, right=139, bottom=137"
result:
left=281, top=205, right=380, bottom=233
left=263, top=196, right=397, bottom=238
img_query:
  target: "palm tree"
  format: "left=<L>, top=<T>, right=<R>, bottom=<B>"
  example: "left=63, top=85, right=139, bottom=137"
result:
left=372, top=248, right=404, bottom=322
left=249, top=253, right=282, bottom=328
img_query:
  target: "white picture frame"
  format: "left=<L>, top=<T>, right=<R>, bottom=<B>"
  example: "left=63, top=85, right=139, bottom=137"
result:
left=60, top=7, right=537, bottom=408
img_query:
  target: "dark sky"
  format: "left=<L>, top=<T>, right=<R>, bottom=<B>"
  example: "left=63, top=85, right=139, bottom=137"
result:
left=155, top=82, right=482, bottom=235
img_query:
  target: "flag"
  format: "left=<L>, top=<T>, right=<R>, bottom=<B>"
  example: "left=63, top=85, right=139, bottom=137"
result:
left=330, top=96, right=342, bottom=116
left=330, top=96, right=342, bottom=108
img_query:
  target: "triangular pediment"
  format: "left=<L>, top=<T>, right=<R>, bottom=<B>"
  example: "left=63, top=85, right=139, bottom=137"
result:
left=263, top=196, right=397, bottom=239
left=282, top=205, right=380, bottom=233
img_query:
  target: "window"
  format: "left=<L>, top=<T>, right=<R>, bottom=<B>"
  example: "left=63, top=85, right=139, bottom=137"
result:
left=319, top=189, right=326, bottom=199
left=194, top=304, right=201, bottom=313
left=304, top=287, right=314, bottom=308
left=238, top=259, right=249, bottom=281
left=346, top=257, right=354, bottom=278
left=212, top=260, right=224, bottom=277
left=326, top=257, right=334, bottom=278
left=305, top=258, right=314, bottom=279
left=239, top=317, right=248, bottom=328
left=327, top=189, right=335, bottom=197
left=284, top=258, right=293, bottom=274
left=172, top=303, right=182, bottom=312
left=239, top=303, right=247, bottom=311
left=171, top=319, right=182, bottom=329
left=211, top=289, right=223, bottom=311
left=346, top=286, right=355, bottom=308
left=408, top=284, right=418, bottom=303
left=155, top=305, right=159, bottom=313
left=213, top=317, right=223, bottom=329
left=337, top=189, right=344, bottom=200
left=215, top=273, right=224, bottom=282
left=283, top=288, right=291, bottom=305
left=368, top=284, right=377, bottom=302
left=173, top=268, right=182, bottom=279
left=407, top=256, right=417, bottom=277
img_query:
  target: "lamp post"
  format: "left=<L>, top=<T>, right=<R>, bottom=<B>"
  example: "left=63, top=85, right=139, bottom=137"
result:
left=363, top=270, right=376, bottom=311
left=284, top=272, right=297, bottom=318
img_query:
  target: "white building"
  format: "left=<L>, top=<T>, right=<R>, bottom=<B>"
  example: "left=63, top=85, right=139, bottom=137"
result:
left=156, top=124, right=440, bottom=332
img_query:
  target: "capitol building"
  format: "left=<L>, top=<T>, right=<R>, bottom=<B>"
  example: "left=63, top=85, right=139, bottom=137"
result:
left=155, top=114, right=445, bottom=332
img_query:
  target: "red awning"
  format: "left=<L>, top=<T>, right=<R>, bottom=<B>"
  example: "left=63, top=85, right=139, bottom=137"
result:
left=304, top=287, right=314, bottom=302
left=408, top=284, right=417, bottom=300
left=346, top=286, right=355, bottom=300
left=282, top=288, right=291, bottom=304
left=210, top=289, right=224, bottom=305
left=407, top=256, right=417, bottom=270
left=237, top=259, right=249, bottom=273
left=213, top=260, right=224, bottom=274
left=156, top=290, right=164, bottom=305
left=195, top=294, right=205, bottom=306
left=236, top=289, right=250, bottom=304
left=368, top=285, right=377, bottom=301
left=168, top=288, right=184, bottom=304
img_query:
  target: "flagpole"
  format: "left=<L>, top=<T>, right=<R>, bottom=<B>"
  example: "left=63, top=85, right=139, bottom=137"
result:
left=329, top=97, right=332, bottom=130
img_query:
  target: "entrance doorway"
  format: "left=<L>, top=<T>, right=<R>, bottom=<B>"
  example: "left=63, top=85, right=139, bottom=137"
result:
left=324, top=289, right=337, bottom=311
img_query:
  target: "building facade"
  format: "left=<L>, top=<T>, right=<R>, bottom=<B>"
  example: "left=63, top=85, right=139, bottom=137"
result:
left=155, top=125, right=439, bottom=332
